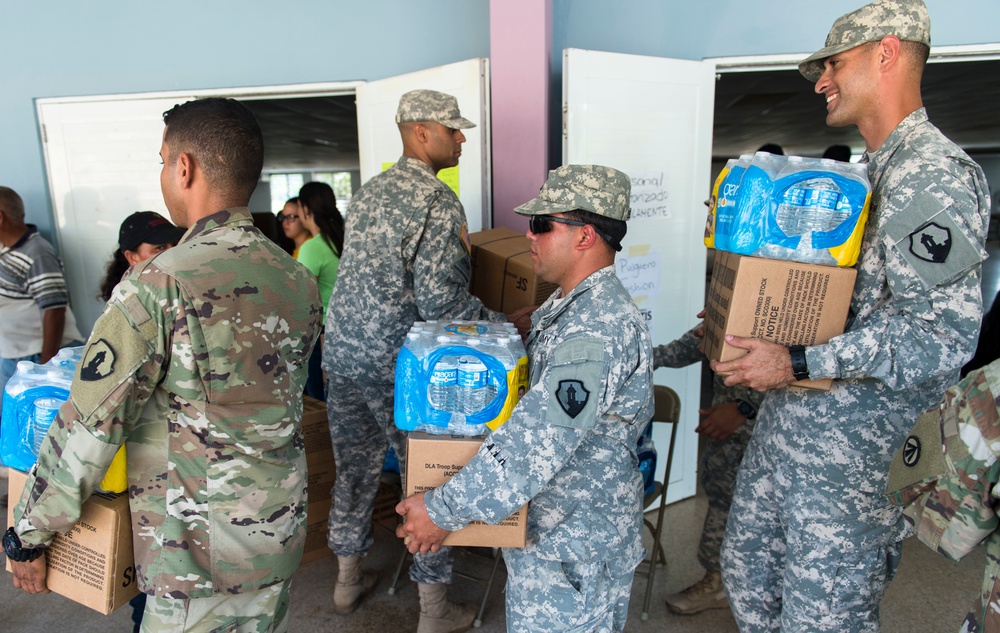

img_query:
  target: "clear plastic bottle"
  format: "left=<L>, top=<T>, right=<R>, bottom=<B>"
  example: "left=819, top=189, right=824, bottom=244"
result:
left=776, top=186, right=805, bottom=236
left=31, top=397, right=62, bottom=455
left=798, top=178, right=840, bottom=234
left=428, top=336, right=458, bottom=412
left=456, top=348, right=488, bottom=416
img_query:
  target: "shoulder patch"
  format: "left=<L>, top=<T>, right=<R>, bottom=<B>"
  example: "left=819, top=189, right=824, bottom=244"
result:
left=545, top=337, right=605, bottom=430
left=81, top=339, right=116, bottom=381
left=555, top=379, right=590, bottom=418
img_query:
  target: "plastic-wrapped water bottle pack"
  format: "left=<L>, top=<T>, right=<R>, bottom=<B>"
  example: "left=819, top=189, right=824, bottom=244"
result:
left=704, top=151, right=872, bottom=267
left=394, top=320, right=528, bottom=436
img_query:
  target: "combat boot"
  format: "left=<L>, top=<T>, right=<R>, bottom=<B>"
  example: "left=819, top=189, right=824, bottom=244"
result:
left=417, top=582, right=476, bottom=633
left=664, top=570, right=728, bottom=615
left=333, top=555, right=378, bottom=615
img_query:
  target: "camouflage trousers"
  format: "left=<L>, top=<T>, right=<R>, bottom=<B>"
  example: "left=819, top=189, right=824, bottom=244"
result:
left=503, top=548, right=635, bottom=633
left=326, top=373, right=453, bottom=584
left=139, top=579, right=291, bottom=632
left=721, top=452, right=903, bottom=632
left=697, top=418, right=754, bottom=572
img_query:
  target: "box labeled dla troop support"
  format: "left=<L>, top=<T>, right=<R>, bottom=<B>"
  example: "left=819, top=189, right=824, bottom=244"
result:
left=405, top=432, right=527, bottom=547
left=702, top=251, right=857, bottom=391
left=6, top=468, right=139, bottom=614
left=469, top=228, right=557, bottom=313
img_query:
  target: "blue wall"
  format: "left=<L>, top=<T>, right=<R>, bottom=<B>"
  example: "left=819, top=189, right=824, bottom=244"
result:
left=4, top=0, right=998, bottom=238
left=0, top=0, right=492, bottom=239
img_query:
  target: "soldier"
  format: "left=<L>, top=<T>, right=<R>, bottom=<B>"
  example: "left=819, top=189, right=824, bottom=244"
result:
left=322, top=89, right=520, bottom=633
left=886, top=358, right=1000, bottom=633
left=713, top=1, right=991, bottom=631
left=5, top=97, right=323, bottom=632
left=397, top=165, right=654, bottom=633
left=653, top=322, right=763, bottom=615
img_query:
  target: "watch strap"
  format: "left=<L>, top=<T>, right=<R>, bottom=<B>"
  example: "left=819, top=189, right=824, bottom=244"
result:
left=789, top=345, right=809, bottom=381
left=3, top=527, right=45, bottom=563
left=736, top=398, right=757, bottom=420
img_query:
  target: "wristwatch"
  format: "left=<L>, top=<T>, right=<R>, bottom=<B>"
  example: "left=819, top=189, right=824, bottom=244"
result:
left=789, top=345, right=810, bottom=381
left=3, top=527, right=45, bottom=563
left=735, top=399, right=757, bottom=420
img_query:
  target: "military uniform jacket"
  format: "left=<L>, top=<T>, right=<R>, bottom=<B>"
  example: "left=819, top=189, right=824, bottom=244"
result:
left=751, top=108, right=989, bottom=534
left=323, top=156, right=502, bottom=383
left=425, top=266, right=654, bottom=569
left=888, top=360, right=1000, bottom=632
left=14, top=208, right=323, bottom=599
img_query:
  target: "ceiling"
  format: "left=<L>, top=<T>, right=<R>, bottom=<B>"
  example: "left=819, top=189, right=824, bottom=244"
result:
left=242, top=58, right=1000, bottom=174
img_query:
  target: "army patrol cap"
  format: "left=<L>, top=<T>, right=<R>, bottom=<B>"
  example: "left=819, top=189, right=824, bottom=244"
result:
left=396, top=90, right=476, bottom=129
left=515, top=165, right=632, bottom=222
left=798, top=0, right=931, bottom=82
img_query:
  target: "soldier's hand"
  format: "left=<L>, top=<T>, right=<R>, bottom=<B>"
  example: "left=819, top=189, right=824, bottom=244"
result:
left=506, top=305, right=539, bottom=339
left=396, top=492, right=451, bottom=555
left=710, top=335, right=795, bottom=391
left=11, top=556, right=50, bottom=595
left=693, top=309, right=707, bottom=338
left=695, top=402, right=744, bottom=441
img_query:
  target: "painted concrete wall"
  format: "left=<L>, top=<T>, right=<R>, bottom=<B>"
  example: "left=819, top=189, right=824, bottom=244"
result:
left=0, top=0, right=491, bottom=239
left=5, top=0, right=998, bottom=238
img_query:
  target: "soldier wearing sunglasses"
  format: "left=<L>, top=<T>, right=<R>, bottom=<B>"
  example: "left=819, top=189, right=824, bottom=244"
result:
left=398, top=164, right=654, bottom=633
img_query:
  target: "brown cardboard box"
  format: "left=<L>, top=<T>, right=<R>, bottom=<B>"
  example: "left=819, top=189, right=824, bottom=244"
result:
left=469, top=227, right=557, bottom=313
left=405, top=432, right=526, bottom=547
left=301, top=498, right=332, bottom=564
left=702, top=251, right=857, bottom=391
left=302, top=395, right=336, bottom=504
left=6, top=469, right=139, bottom=614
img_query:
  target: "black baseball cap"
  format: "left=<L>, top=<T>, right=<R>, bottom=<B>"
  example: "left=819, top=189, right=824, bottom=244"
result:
left=118, top=211, right=186, bottom=252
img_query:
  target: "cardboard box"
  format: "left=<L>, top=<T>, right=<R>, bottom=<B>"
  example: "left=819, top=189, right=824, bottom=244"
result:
left=6, top=469, right=139, bottom=614
left=301, top=498, right=332, bottom=565
left=302, top=395, right=336, bottom=504
left=470, top=227, right=557, bottom=313
left=702, top=251, right=857, bottom=391
left=405, top=432, right=527, bottom=547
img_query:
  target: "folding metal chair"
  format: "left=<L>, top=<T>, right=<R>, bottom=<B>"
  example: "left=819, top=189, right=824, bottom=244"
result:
left=634, top=384, right=680, bottom=621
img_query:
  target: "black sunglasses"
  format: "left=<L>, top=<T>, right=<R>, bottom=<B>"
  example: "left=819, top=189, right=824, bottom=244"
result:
left=528, top=214, right=622, bottom=252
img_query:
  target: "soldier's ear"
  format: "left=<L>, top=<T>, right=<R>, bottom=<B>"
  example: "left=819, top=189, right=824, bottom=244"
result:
left=177, top=152, right=195, bottom=189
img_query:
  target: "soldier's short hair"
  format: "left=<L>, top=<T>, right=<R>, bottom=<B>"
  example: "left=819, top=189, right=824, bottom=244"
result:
left=563, top=208, right=628, bottom=252
left=0, top=186, right=25, bottom=224
left=162, top=98, right=264, bottom=203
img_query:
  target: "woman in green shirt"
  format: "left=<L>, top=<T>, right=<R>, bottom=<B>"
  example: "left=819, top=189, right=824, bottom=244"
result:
left=297, top=181, right=345, bottom=400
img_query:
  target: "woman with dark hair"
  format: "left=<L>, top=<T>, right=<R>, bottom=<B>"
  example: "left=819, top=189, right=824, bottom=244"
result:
left=297, top=181, right=345, bottom=400
left=279, top=196, right=311, bottom=258
left=98, top=211, right=186, bottom=302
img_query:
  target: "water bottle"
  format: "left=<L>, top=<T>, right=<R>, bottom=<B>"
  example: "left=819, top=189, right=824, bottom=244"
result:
left=428, top=336, right=458, bottom=412
left=831, top=195, right=852, bottom=231
left=31, top=397, right=62, bottom=455
left=457, top=352, right=488, bottom=416
left=798, top=179, right=840, bottom=234
left=776, top=186, right=805, bottom=236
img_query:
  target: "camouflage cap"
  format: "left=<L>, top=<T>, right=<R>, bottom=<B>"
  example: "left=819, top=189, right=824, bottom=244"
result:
left=798, top=0, right=931, bottom=82
left=395, top=89, right=476, bottom=129
left=514, top=164, right=632, bottom=221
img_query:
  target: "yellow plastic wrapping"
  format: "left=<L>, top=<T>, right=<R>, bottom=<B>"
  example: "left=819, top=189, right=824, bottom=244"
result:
left=99, top=445, right=128, bottom=493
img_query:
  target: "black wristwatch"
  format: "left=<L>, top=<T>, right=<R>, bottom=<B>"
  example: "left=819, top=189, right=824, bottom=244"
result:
left=3, top=527, right=45, bottom=563
left=735, top=399, right=757, bottom=420
left=789, top=345, right=810, bottom=381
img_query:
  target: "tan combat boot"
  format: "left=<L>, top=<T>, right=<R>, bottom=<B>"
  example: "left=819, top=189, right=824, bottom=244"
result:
left=416, top=582, right=476, bottom=633
left=664, top=570, right=728, bottom=615
left=333, top=555, right=378, bottom=615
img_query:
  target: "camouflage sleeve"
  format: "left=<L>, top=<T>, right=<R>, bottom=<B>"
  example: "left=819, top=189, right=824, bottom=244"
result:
left=13, top=274, right=169, bottom=546
left=413, top=192, right=505, bottom=323
left=652, top=324, right=704, bottom=370
left=805, top=168, right=986, bottom=388
left=424, top=335, right=612, bottom=529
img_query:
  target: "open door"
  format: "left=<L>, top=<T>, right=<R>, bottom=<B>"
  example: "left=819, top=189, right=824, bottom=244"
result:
left=563, top=48, right=716, bottom=503
left=356, top=58, right=492, bottom=233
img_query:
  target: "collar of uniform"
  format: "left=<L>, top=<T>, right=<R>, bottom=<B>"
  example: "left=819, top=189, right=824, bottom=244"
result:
left=395, top=155, right=438, bottom=179
left=532, top=265, right=618, bottom=329
left=864, top=107, right=928, bottom=178
left=4, top=224, right=38, bottom=252
left=178, top=207, right=252, bottom=244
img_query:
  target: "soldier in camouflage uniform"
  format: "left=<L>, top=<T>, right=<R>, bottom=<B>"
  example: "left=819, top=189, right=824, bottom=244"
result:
left=886, top=358, right=1000, bottom=633
left=7, top=98, right=323, bottom=633
left=653, top=325, right=763, bottom=615
left=397, top=165, right=654, bottom=633
left=712, top=1, right=991, bottom=630
left=322, top=89, right=510, bottom=633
